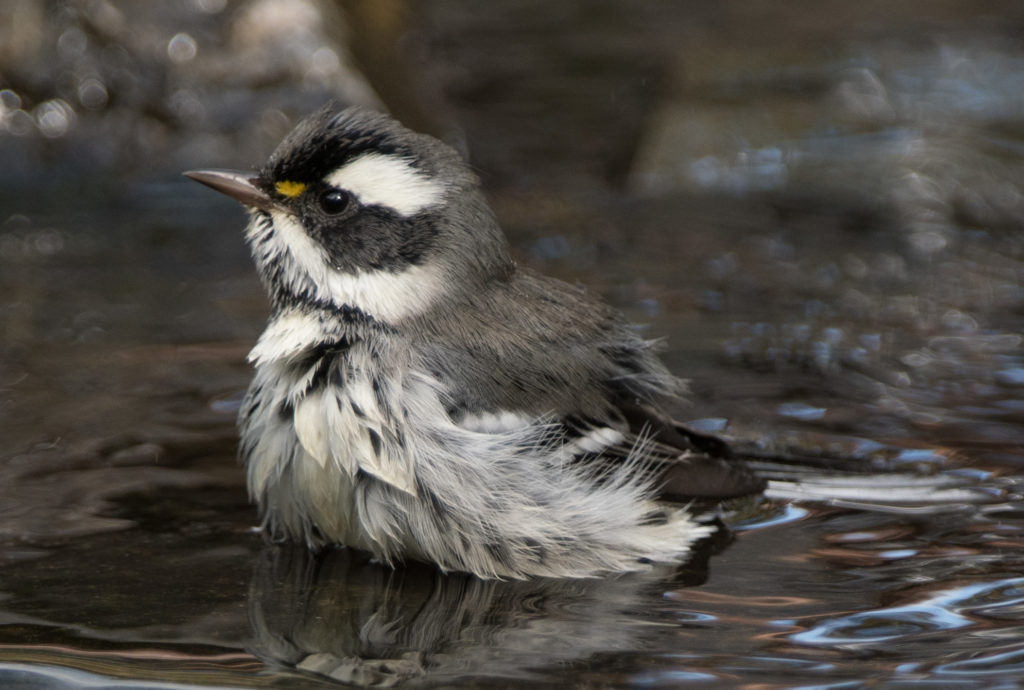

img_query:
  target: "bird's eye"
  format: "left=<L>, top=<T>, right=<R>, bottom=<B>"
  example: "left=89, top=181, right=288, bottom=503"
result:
left=319, top=189, right=352, bottom=214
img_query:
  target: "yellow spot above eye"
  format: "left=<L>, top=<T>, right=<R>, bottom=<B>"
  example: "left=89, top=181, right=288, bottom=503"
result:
left=274, top=180, right=307, bottom=198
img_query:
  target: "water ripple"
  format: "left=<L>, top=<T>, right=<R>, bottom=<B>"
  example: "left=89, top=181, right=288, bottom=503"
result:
left=934, top=643, right=1024, bottom=677
left=791, top=577, right=1024, bottom=647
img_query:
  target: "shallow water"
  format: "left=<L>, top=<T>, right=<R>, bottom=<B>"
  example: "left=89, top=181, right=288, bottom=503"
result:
left=2, top=1, right=1024, bottom=687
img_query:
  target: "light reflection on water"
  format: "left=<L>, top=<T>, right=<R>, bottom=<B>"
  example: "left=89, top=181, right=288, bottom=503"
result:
left=731, top=502, right=811, bottom=531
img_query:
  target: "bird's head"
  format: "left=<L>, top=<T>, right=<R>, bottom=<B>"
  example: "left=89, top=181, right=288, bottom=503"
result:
left=186, top=105, right=512, bottom=323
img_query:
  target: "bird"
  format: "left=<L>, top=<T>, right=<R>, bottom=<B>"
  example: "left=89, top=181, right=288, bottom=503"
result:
left=185, top=105, right=763, bottom=580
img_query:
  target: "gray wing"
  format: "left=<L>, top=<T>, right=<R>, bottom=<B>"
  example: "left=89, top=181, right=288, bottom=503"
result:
left=411, top=268, right=764, bottom=501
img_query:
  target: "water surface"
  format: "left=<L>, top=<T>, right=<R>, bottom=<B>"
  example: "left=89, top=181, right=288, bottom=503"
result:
left=2, top=1, right=1024, bottom=687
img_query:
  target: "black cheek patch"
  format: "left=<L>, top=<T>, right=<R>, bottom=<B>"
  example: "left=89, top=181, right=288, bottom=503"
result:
left=312, top=207, right=441, bottom=273
left=391, top=213, right=441, bottom=267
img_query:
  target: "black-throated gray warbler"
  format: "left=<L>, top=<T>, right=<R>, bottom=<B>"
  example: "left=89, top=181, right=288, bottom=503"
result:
left=186, top=105, right=762, bottom=579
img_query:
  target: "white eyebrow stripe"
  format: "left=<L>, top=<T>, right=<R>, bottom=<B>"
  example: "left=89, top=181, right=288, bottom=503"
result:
left=325, top=153, right=447, bottom=216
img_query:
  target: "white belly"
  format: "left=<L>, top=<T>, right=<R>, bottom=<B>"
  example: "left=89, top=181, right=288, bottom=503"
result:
left=241, top=343, right=414, bottom=550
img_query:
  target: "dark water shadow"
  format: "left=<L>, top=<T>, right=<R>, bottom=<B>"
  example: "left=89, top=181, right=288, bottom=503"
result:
left=247, top=541, right=718, bottom=687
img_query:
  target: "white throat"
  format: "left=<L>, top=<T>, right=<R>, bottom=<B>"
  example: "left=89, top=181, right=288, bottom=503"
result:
left=255, top=210, right=445, bottom=324
left=248, top=310, right=336, bottom=364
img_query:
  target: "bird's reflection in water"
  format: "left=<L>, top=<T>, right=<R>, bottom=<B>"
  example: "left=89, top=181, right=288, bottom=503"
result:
left=248, top=538, right=720, bottom=686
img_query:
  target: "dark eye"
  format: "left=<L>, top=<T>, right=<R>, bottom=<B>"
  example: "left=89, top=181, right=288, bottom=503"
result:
left=319, top=189, right=352, bottom=215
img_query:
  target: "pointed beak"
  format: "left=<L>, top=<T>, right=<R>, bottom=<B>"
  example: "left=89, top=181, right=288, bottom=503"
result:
left=183, top=169, right=279, bottom=212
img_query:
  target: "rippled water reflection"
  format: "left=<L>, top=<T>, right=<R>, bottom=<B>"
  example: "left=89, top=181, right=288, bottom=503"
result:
left=2, top=0, right=1024, bottom=687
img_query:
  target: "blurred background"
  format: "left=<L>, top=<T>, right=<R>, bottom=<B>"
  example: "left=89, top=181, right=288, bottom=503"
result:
left=1, top=1, right=1023, bottom=687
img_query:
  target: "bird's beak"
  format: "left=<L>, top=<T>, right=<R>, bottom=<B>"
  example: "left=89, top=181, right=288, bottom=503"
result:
left=184, top=169, right=279, bottom=213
